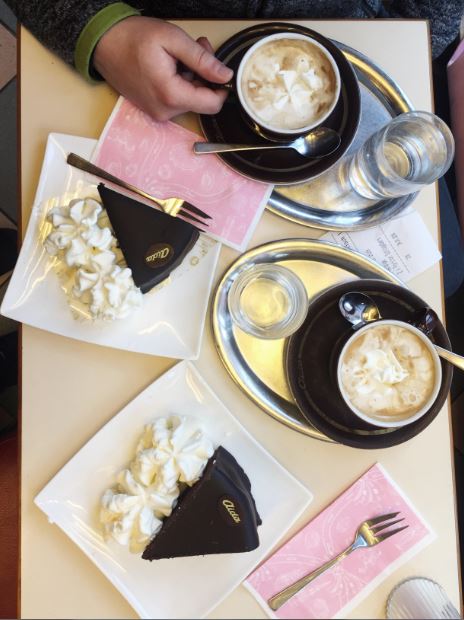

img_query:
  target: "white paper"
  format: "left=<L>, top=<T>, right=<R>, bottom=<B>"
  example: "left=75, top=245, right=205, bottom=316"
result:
left=321, top=207, right=441, bottom=282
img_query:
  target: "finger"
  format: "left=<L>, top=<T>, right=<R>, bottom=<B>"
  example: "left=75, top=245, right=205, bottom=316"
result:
left=168, top=74, right=228, bottom=114
left=168, top=30, right=233, bottom=84
left=196, top=36, right=214, bottom=54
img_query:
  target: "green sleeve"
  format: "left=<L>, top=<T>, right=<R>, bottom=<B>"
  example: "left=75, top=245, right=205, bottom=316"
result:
left=74, top=2, right=141, bottom=82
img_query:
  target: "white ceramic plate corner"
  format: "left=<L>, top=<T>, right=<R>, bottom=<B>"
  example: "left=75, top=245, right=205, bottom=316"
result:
left=1, top=133, right=221, bottom=359
left=34, top=361, right=313, bottom=619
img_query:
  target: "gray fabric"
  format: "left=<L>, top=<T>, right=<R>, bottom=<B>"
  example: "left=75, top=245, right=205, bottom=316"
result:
left=4, top=0, right=463, bottom=69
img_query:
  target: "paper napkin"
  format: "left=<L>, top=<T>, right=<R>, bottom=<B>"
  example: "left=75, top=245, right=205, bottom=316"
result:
left=245, top=463, right=434, bottom=619
left=321, top=207, right=442, bottom=282
left=93, top=97, right=273, bottom=252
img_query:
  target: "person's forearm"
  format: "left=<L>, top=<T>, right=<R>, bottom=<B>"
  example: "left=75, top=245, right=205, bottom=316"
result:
left=4, top=0, right=125, bottom=65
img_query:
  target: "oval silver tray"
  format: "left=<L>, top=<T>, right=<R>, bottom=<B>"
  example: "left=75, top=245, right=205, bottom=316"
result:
left=212, top=239, right=402, bottom=440
left=268, top=42, right=416, bottom=231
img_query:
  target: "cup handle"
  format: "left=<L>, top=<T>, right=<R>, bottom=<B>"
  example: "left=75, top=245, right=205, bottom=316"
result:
left=201, top=79, right=235, bottom=91
left=408, top=307, right=439, bottom=336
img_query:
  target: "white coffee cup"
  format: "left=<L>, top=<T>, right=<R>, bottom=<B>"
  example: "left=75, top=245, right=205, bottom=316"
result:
left=236, top=32, right=341, bottom=137
left=337, top=319, right=442, bottom=428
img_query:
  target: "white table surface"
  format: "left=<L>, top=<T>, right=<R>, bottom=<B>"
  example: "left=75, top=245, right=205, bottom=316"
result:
left=19, top=19, right=461, bottom=619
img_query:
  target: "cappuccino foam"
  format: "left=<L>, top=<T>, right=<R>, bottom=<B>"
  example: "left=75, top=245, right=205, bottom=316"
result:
left=340, top=324, right=436, bottom=419
left=241, top=38, right=337, bottom=131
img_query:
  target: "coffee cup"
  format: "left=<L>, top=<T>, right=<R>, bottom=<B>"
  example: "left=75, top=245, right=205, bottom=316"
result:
left=337, top=319, right=442, bottom=428
left=235, top=32, right=341, bottom=140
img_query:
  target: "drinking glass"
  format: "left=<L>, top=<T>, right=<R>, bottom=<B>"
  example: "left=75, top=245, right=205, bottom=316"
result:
left=228, top=264, right=308, bottom=339
left=386, top=577, right=461, bottom=619
left=316, top=111, right=455, bottom=211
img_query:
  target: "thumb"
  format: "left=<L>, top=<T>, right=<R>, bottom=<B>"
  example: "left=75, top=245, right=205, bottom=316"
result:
left=170, top=30, right=233, bottom=84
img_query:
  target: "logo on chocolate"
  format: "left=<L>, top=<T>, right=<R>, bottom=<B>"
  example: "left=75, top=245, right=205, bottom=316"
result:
left=218, top=497, right=241, bottom=525
left=145, top=244, right=174, bottom=268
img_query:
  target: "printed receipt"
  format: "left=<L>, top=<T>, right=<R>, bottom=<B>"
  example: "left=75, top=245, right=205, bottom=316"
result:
left=321, top=207, right=442, bottom=282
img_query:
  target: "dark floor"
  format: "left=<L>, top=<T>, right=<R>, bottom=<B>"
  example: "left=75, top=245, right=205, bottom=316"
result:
left=0, top=4, right=463, bottom=619
left=0, top=2, right=19, bottom=619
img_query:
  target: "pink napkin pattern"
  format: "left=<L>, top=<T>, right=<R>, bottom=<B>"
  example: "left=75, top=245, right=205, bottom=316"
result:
left=448, top=39, right=464, bottom=235
left=93, top=97, right=273, bottom=251
left=245, top=463, right=434, bottom=619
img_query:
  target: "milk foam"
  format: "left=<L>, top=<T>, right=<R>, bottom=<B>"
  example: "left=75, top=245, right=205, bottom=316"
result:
left=340, top=324, right=436, bottom=419
left=241, top=39, right=337, bottom=130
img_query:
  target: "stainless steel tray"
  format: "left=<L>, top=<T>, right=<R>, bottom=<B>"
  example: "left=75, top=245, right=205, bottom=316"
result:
left=212, top=239, right=402, bottom=440
left=268, top=42, right=416, bottom=231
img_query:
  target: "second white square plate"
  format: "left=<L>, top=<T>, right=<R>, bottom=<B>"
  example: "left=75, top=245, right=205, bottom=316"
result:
left=35, top=361, right=313, bottom=619
left=1, top=133, right=221, bottom=359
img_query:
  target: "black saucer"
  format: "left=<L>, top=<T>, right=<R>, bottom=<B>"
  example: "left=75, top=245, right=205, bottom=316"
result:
left=200, top=22, right=361, bottom=185
left=285, top=280, right=453, bottom=449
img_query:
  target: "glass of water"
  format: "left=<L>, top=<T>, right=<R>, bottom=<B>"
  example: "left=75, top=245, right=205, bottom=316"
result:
left=228, top=263, right=308, bottom=339
left=344, top=111, right=454, bottom=203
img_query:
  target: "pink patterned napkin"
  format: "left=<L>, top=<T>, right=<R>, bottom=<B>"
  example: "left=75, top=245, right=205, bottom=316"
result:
left=93, top=97, right=273, bottom=251
left=245, top=463, right=434, bottom=619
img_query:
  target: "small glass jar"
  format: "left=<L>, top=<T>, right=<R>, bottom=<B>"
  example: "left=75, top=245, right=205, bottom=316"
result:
left=228, top=263, right=308, bottom=339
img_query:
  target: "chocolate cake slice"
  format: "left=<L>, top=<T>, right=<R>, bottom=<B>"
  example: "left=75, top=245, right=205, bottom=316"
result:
left=142, top=446, right=261, bottom=560
left=98, top=184, right=199, bottom=294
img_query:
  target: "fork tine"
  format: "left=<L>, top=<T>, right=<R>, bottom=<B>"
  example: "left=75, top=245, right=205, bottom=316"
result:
left=376, top=525, right=409, bottom=543
left=181, top=201, right=212, bottom=220
left=371, top=518, right=405, bottom=535
left=366, top=512, right=400, bottom=527
left=178, top=210, right=209, bottom=226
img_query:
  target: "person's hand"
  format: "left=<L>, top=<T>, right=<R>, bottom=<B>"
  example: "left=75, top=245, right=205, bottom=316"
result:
left=93, top=16, right=233, bottom=121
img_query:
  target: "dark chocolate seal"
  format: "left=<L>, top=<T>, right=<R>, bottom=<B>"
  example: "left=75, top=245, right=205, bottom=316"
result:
left=144, top=243, right=174, bottom=268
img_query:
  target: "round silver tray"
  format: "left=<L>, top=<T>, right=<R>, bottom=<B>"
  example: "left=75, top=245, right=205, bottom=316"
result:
left=268, top=42, right=416, bottom=231
left=212, top=239, right=403, bottom=440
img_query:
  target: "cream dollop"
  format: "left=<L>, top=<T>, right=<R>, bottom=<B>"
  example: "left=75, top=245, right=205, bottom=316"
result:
left=100, top=416, right=215, bottom=553
left=100, top=469, right=178, bottom=553
left=351, top=349, right=409, bottom=394
left=133, top=416, right=215, bottom=491
left=44, top=196, right=142, bottom=321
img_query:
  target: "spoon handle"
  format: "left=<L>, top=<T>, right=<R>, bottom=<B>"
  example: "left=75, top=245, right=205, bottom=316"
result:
left=434, top=345, right=464, bottom=372
left=193, top=142, right=290, bottom=154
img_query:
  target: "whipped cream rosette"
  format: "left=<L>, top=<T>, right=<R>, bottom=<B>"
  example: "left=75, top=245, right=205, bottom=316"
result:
left=44, top=197, right=142, bottom=320
left=133, top=416, right=215, bottom=490
left=100, top=416, right=215, bottom=553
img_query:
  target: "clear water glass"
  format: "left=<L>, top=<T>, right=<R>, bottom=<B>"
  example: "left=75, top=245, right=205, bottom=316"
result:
left=320, top=111, right=455, bottom=210
left=386, top=577, right=461, bottom=619
left=228, top=264, right=308, bottom=339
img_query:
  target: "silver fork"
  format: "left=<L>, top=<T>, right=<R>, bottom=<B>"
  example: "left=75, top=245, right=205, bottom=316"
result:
left=66, top=153, right=211, bottom=229
left=268, top=512, right=408, bottom=611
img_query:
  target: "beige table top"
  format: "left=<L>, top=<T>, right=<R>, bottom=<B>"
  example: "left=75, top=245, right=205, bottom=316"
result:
left=19, top=19, right=461, bottom=619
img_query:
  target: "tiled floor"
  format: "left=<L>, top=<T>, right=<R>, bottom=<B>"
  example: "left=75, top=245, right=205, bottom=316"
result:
left=0, top=2, right=18, bottom=619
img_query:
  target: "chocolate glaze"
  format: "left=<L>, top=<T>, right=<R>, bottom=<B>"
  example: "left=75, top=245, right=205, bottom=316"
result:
left=142, top=446, right=261, bottom=560
left=97, top=184, right=199, bottom=294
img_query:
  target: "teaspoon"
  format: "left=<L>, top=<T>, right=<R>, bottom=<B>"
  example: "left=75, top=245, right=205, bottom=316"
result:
left=339, top=291, right=464, bottom=372
left=193, top=127, right=341, bottom=159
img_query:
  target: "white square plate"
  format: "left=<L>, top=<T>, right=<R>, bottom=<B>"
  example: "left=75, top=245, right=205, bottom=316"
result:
left=1, top=133, right=221, bottom=359
left=35, top=361, right=313, bottom=619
